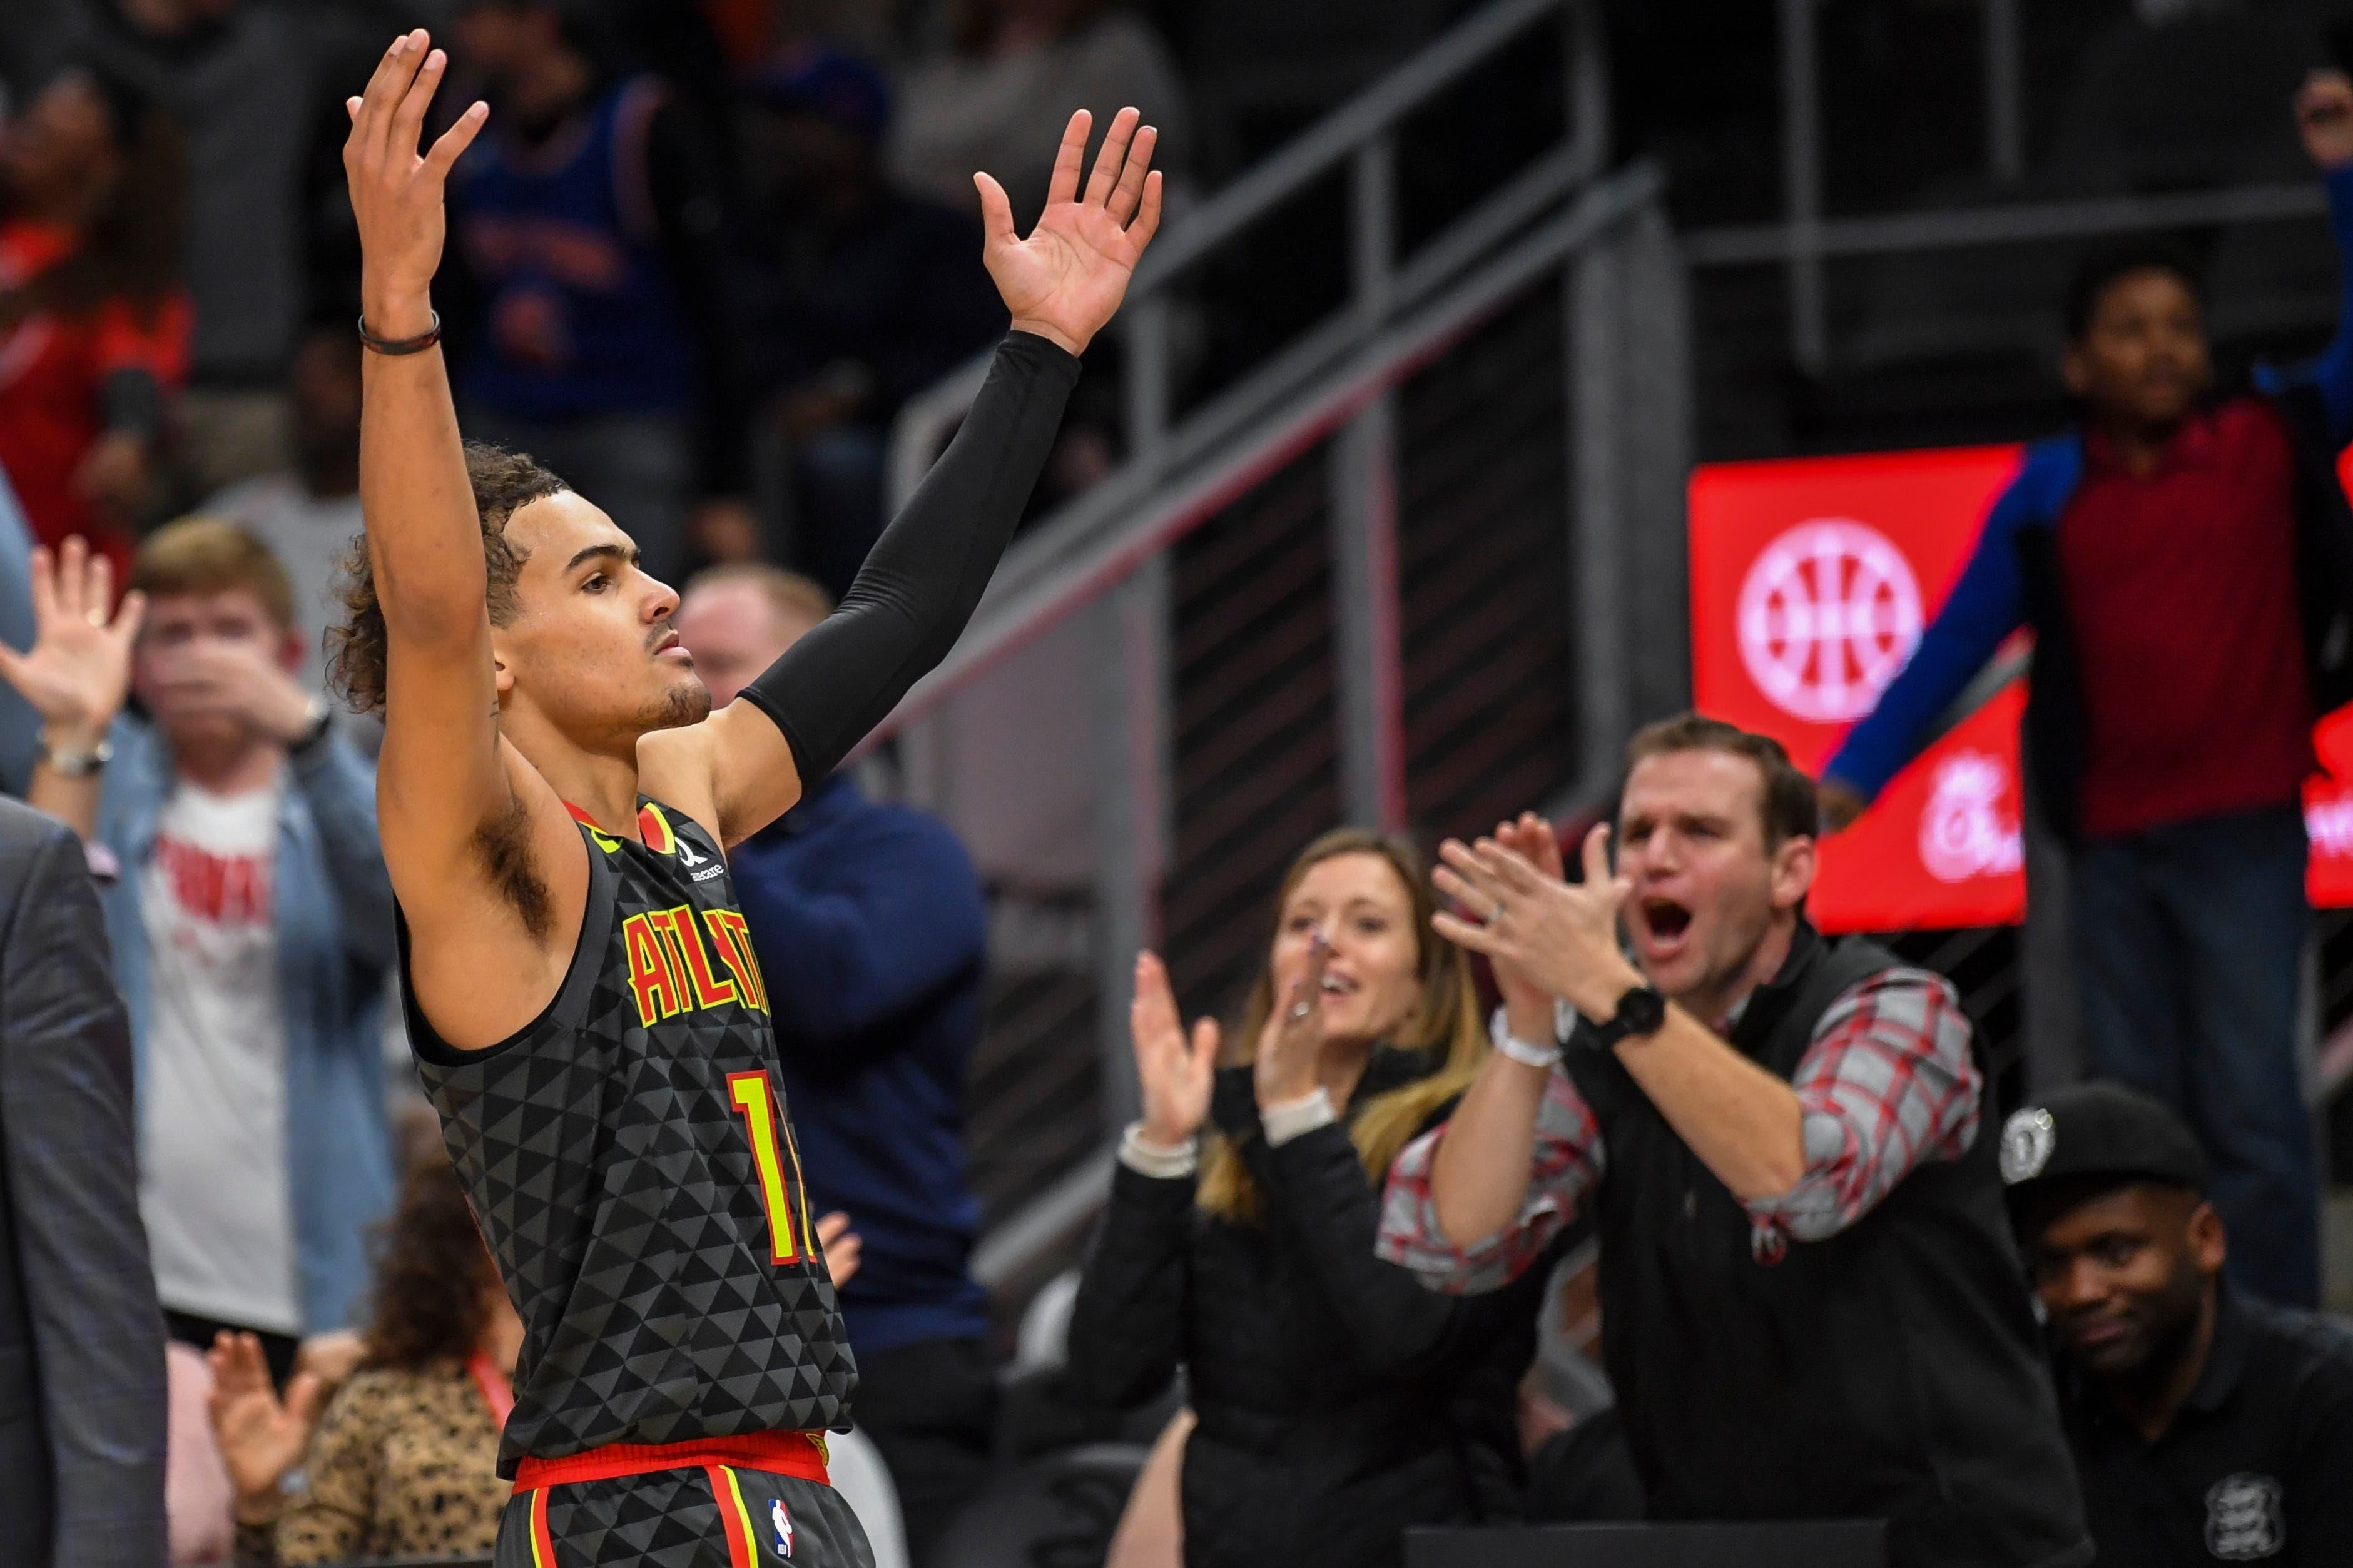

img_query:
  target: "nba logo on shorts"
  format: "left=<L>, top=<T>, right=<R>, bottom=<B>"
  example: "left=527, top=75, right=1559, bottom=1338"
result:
left=771, top=1496, right=795, bottom=1558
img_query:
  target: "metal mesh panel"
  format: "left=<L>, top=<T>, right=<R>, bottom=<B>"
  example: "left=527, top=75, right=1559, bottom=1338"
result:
left=1163, top=451, right=1341, bottom=1021
left=1400, top=287, right=1580, bottom=845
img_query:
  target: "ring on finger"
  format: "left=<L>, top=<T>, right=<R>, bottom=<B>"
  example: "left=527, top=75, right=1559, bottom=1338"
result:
left=1287, top=999, right=1314, bottom=1021
left=86, top=609, right=106, bottom=627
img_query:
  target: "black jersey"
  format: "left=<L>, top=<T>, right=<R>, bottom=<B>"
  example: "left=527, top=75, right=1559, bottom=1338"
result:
left=405, top=800, right=856, bottom=1476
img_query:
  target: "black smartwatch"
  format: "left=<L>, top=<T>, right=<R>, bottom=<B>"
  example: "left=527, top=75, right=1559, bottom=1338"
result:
left=1585, top=984, right=1669, bottom=1050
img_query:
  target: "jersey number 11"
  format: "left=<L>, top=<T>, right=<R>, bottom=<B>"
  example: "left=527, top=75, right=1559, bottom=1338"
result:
left=727, top=1071, right=810, bottom=1266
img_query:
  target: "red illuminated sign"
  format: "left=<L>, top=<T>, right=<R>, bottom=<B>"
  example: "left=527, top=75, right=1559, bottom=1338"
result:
left=1690, top=446, right=2028, bottom=932
left=1692, top=445, right=2353, bottom=930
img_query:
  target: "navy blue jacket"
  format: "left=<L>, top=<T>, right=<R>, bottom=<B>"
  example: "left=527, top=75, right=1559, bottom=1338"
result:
left=731, top=773, right=992, bottom=1354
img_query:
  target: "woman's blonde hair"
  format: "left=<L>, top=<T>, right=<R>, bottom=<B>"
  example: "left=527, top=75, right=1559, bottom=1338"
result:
left=1198, top=828, right=1487, bottom=1222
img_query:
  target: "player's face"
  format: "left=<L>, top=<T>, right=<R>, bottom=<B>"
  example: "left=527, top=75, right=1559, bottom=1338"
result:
left=2063, top=269, right=2210, bottom=431
left=1616, top=750, right=1812, bottom=1012
left=1271, top=851, right=1423, bottom=1047
left=2027, top=1183, right=2220, bottom=1380
left=494, top=493, right=709, bottom=744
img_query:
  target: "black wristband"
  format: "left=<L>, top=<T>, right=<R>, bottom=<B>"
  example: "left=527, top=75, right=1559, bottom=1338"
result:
left=357, top=310, right=442, bottom=357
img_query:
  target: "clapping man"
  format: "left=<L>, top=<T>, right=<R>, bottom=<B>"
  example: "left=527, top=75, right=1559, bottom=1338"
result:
left=1379, top=714, right=2088, bottom=1568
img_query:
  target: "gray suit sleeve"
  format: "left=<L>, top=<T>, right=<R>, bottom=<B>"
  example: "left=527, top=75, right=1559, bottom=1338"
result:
left=0, top=821, right=168, bottom=1567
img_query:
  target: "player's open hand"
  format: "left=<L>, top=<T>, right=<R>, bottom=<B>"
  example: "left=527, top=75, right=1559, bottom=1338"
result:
left=2298, top=69, right=2353, bottom=171
left=0, top=537, right=143, bottom=750
left=978, top=108, right=1164, bottom=357
left=343, top=29, right=487, bottom=326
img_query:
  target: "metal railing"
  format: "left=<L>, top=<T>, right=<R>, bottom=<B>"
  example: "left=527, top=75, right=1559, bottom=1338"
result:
left=868, top=0, right=1685, bottom=1292
left=1747, top=0, right=2331, bottom=370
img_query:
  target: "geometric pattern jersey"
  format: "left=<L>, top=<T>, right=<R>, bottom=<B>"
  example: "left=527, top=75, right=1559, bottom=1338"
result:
left=407, top=800, right=857, bottom=1477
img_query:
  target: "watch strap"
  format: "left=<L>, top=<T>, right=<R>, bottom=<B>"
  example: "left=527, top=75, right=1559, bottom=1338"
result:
left=1585, top=984, right=1669, bottom=1050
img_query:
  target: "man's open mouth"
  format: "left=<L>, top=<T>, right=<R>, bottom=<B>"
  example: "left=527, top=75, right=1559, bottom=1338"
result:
left=1641, top=898, right=1693, bottom=941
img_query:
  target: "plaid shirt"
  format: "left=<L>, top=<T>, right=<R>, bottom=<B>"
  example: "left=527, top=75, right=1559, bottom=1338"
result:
left=1376, top=967, right=1981, bottom=1293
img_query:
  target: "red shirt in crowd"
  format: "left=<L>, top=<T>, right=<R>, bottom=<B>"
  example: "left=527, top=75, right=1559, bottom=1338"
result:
left=0, top=218, right=190, bottom=569
left=2057, top=400, right=2315, bottom=841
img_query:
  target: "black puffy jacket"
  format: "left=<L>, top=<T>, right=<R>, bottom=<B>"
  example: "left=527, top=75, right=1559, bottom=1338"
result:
left=1067, top=1049, right=1554, bottom=1568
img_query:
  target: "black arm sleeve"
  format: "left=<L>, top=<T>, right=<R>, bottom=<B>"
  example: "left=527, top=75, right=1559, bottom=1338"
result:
left=738, top=330, right=1079, bottom=782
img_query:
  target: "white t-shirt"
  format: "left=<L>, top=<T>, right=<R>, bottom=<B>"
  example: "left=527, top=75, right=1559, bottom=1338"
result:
left=140, top=779, right=301, bottom=1333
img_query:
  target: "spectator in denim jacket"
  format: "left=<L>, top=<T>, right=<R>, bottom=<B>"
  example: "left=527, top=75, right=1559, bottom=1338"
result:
left=0, top=518, right=395, bottom=1373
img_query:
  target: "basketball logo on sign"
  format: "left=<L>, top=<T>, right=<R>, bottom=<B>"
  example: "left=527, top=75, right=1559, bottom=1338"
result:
left=1737, top=520, right=1924, bottom=723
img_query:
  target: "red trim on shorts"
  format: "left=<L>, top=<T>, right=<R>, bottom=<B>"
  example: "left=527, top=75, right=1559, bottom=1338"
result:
left=708, top=1465, right=756, bottom=1568
left=512, top=1430, right=831, bottom=1493
left=528, top=1487, right=556, bottom=1567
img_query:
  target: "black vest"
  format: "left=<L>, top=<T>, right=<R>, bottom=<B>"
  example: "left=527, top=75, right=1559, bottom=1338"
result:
left=1564, top=927, right=2090, bottom=1568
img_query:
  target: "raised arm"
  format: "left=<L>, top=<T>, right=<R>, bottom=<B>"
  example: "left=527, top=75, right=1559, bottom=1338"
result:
left=654, top=109, right=1164, bottom=846
left=2272, top=70, right=2353, bottom=443
left=1435, top=826, right=1807, bottom=1203
left=0, top=539, right=143, bottom=844
left=344, top=33, right=584, bottom=1031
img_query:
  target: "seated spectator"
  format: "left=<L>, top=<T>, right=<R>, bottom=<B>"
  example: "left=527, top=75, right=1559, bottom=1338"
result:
left=888, top=0, right=1192, bottom=228
left=0, top=523, right=397, bottom=1368
left=207, top=1156, right=517, bottom=1566
left=445, top=0, right=752, bottom=585
left=0, top=64, right=189, bottom=574
left=1067, top=828, right=1550, bottom=1568
left=203, top=324, right=363, bottom=702
left=674, top=563, right=994, bottom=1567
left=2006, top=1082, right=2353, bottom=1566
left=1381, top=716, right=2090, bottom=1568
left=1819, top=68, right=2353, bottom=1308
left=731, top=48, right=1007, bottom=594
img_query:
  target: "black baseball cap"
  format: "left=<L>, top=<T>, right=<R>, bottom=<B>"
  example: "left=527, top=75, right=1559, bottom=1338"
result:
left=1997, top=1081, right=2209, bottom=1209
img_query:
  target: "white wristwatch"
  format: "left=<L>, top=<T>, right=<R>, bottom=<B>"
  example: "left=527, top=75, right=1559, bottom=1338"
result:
left=1488, top=1005, right=1561, bottom=1070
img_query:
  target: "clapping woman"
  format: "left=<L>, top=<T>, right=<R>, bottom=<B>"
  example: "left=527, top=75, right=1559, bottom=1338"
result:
left=1067, top=828, right=1557, bottom=1568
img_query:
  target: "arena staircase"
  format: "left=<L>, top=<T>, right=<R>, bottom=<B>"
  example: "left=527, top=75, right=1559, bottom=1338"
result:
left=867, top=0, right=1691, bottom=1314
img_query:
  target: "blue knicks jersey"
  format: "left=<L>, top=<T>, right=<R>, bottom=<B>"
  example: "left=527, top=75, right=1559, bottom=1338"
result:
left=454, top=75, right=694, bottom=420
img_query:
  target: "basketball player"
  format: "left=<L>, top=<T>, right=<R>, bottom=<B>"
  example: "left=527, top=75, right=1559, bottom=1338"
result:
left=336, top=31, right=1160, bottom=1567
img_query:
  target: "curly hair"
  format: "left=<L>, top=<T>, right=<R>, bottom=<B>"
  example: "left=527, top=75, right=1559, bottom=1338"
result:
left=362, top=1156, right=504, bottom=1373
left=327, top=442, right=566, bottom=714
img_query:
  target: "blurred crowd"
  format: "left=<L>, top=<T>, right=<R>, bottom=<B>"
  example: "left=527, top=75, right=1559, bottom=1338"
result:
left=0, top=0, right=1198, bottom=614
left=6, top=5, right=2353, bottom=1568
